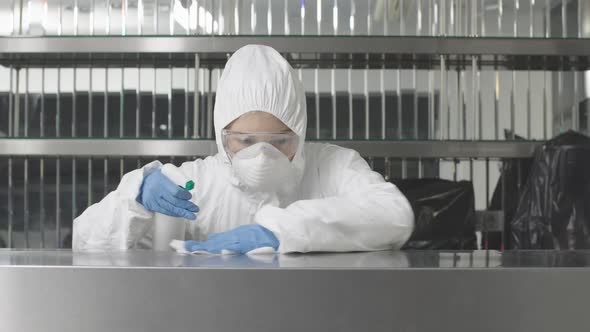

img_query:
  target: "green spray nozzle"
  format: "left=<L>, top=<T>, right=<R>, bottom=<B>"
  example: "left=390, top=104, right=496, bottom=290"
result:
left=183, top=180, right=195, bottom=191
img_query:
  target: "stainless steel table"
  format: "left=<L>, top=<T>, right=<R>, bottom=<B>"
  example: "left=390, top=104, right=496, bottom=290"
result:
left=1, top=250, right=589, bottom=332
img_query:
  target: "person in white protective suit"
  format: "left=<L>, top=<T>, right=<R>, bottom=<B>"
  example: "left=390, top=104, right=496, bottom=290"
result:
left=72, top=44, right=414, bottom=254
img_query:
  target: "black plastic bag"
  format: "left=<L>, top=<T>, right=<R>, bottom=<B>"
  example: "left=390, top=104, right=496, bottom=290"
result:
left=394, top=178, right=477, bottom=250
left=487, top=131, right=534, bottom=249
left=510, top=131, right=590, bottom=249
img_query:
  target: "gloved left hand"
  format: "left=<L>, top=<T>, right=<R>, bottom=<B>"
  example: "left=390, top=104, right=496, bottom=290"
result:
left=184, top=224, right=279, bottom=254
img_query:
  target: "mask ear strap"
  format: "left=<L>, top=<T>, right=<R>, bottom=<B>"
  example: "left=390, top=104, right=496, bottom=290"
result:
left=224, top=148, right=233, bottom=165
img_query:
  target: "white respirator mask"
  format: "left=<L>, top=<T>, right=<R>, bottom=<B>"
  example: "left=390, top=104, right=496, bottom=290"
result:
left=230, top=142, right=298, bottom=193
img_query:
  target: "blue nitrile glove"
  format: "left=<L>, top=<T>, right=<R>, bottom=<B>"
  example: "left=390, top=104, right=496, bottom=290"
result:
left=137, top=170, right=199, bottom=220
left=184, top=224, right=279, bottom=254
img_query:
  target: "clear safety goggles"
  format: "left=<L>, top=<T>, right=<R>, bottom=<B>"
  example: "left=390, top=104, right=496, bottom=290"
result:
left=221, top=129, right=299, bottom=159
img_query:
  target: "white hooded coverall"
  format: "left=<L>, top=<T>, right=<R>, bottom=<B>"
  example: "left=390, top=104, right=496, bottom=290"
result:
left=72, top=45, right=414, bottom=253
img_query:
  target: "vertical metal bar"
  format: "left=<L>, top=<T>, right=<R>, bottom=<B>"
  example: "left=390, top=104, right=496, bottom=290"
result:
left=348, top=60, right=353, bottom=140
left=136, top=67, right=141, bottom=138
left=562, top=0, right=567, bottom=38
left=573, top=67, right=579, bottom=131
left=7, top=64, right=13, bottom=247
left=55, top=1, right=63, bottom=247
left=542, top=0, right=550, bottom=137
left=441, top=0, right=446, bottom=35
left=24, top=69, right=28, bottom=138
left=137, top=0, right=143, bottom=34
left=470, top=0, right=477, bottom=36
left=40, top=65, right=45, bottom=248
left=121, top=0, right=127, bottom=35
left=545, top=0, right=550, bottom=37
left=154, top=0, right=159, bottom=34
left=282, top=0, right=288, bottom=34
left=397, top=58, right=402, bottom=140
left=573, top=0, right=582, bottom=132
left=399, top=0, right=404, bottom=35
left=183, top=1, right=190, bottom=140
left=152, top=60, right=156, bottom=138
left=207, top=67, right=213, bottom=138
left=428, top=1, right=434, bottom=139
left=543, top=56, right=548, bottom=138
left=72, top=64, right=78, bottom=230
left=299, top=0, right=306, bottom=87
left=414, top=1, right=420, bottom=141
left=185, top=65, right=190, bottom=138
left=514, top=0, right=518, bottom=36
left=485, top=158, right=490, bottom=249
left=104, top=0, right=111, bottom=198
left=440, top=55, right=447, bottom=140
left=558, top=66, right=564, bottom=133
left=137, top=59, right=141, bottom=169
left=510, top=1, right=517, bottom=140
left=480, top=0, right=485, bottom=36
left=415, top=0, right=422, bottom=175
left=498, top=0, right=503, bottom=34
left=500, top=159, right=507, bottom=249
left=168, top=64, right=173, bottom=138
left=169, top=0, right=174, bottom=35
left=527, top=0, right=532, bottom=138
left=367, top=0, right=371, bottom=34
left=457, top=69, right=462, bottom=140
left=526, top=59, right=531, bottom=138
left=251, top=0, right=256, bottom=33
left=529, top=0, right=534, bottom=37
left=315, top=61, right=321, bottom=139
left=576, top=0, right=585, bottom=38
left=428, top=59, right=434, bottom=139
left=119, top=67, right=125, bottom=134
left=398, top=62, right=406, bottom=178
left=88, top=0, right=94, bottom=206
left=364, top=60, right=369, bottom=140
left=399, top=0, right=405, bottom=185
left=18, top=0, right=23, bottom=35
left=494, top=57, right=499, bottom=140
left=182, top=0, right=189, bottom=35
left=14, top=68, right=20, bottom=137
left=104, top=67, right=109, bottom=198
left=380, top=60, right=385, bottom=141
left=449, top=0, right=460, bottom=35
left=332, top=65, right=337, bottom=140
left=578, top=0, right=583, bottom=40
left=475, top=57, right=482, bottom=141
left=332, top=0, right=338, bottom=140
left=462, top=0, right=466, bottom=36
left=268, top=0, right=273, bottom=34
left=217, top=0, right=222, bottom=35
left=194, top=0, right=199, bottom=35
left=471, top=56, right=477, bottom=140
left=8, top=66, right=12, bottom=138
left=120, top=62, right=125, bottom=180
left=193, top=53, right=201, bottom=138
left=462, top=71, right=467, bottom=141
left=106, top=0, right=111, bottom=34
left=24, top=66, right=29, bottom=248
left=349, top=0, right=354, bottom=140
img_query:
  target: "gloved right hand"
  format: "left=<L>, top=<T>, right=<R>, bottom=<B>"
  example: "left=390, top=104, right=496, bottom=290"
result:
left=137, top=170, right=199, bottom=220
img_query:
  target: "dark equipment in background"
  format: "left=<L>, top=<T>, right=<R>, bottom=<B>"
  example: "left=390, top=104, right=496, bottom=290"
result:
left=511, top=131, right=590, bottom=249
left=487, top=131, right=534, bottom=250
left=395, top=178, right=477, bottom=250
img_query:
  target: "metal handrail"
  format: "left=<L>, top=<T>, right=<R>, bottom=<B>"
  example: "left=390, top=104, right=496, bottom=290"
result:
left=0, top=36, right=589, bottom=56
left=0, top=139, right=540, bottom=158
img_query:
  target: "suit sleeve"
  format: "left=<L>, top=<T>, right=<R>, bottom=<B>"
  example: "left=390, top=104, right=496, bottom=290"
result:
left=255, top=145, right=414, bottom=253
left=72, top=161, right=162, bottom=251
